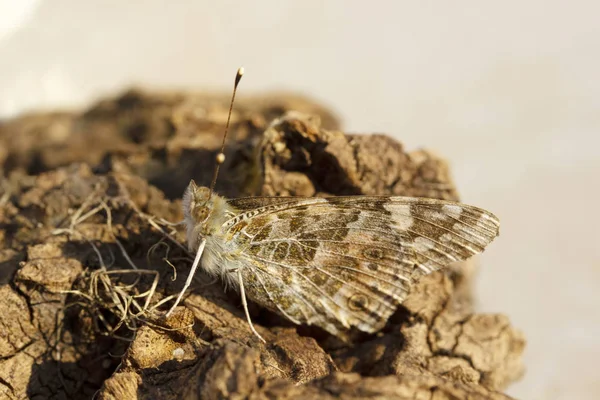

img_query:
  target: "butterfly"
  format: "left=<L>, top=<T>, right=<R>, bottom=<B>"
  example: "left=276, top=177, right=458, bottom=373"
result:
left=165, top=68, right=500, bottom=343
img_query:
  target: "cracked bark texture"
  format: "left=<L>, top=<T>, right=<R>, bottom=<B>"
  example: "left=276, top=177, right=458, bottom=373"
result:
left=0, top=89, right=524, bottom=399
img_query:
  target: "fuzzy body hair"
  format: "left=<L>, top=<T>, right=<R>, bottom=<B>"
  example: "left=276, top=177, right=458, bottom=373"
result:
left=182, top=183, right=243, bottom=289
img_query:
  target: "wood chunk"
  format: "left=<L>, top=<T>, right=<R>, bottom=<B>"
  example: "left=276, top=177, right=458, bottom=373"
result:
left=0, top=90, right=523, bottom=399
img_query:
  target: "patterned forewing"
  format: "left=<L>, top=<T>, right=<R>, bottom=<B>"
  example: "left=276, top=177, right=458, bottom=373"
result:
left=225, top=196, right=499, bottom=337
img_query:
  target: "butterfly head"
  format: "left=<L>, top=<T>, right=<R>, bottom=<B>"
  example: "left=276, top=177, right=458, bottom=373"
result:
left=182, top=179, right=231, bottom=250
left=182, top=180, right=214, bottom=224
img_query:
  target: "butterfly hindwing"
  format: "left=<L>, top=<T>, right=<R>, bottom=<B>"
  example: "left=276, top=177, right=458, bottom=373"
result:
left=223, top=196, right=499, bottom=337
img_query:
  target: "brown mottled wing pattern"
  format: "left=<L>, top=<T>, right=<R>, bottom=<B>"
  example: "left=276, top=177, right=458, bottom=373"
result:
left=225, top=196, right=499, bottom=338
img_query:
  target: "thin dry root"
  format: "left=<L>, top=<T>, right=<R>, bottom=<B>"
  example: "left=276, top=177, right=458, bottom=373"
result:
left=55, top=191, right=188, bottom=340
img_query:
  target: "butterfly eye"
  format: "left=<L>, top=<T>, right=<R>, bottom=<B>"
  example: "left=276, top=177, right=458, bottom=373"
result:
left=194, top=186, right=211, bottom=203
left=192, top=206, right=210, bottom=222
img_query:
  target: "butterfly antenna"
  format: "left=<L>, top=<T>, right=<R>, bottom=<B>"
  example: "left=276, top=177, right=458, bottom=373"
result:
left=209, top=67, right=244, bottom=199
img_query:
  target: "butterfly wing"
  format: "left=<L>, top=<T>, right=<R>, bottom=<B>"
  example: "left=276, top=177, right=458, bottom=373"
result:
left=225, top=196, right=499, bottom=337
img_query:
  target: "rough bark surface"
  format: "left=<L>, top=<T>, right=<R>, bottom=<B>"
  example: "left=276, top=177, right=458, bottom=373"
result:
left=0, top=89, right=524, bottom=399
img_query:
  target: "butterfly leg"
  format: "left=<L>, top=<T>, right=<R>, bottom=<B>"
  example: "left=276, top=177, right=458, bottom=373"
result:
left=166, top=237, right=206, bottom=317
left=237, top=269, right=266, bottom=343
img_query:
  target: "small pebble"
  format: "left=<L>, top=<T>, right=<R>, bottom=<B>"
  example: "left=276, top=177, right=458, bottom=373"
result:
left=172, top=347, right=185, bottom=361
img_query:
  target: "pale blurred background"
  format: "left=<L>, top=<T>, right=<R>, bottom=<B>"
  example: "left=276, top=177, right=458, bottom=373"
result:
left=1, top=1, right=598, bottom=398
